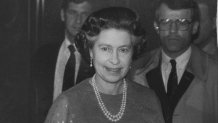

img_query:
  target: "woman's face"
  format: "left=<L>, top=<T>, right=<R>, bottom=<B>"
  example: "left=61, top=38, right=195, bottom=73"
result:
left=90, top=28, right=133, bottom=84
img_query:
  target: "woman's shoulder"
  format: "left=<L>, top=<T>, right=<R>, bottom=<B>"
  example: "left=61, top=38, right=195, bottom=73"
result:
left=59, top=78, right=92, bottom=100
left=127, top=79, right=156, bottom=97
left=45, top=79, right=92, bottom=123
left=127, top=79, right=162, bottom=115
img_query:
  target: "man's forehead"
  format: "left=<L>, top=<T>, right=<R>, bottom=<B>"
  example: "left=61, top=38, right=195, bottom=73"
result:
left=158, top=4, right=193, bottom=19
left=67, top=1, right=92, bottom=11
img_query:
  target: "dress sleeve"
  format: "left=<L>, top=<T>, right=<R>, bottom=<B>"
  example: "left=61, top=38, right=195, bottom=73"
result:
left=44, top=95, right=71, bottom=123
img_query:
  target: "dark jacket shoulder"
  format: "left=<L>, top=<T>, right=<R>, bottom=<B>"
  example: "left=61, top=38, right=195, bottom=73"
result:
left=132, top=48, right=160, bottom=70
left=127, top=79, right=157, bottom=98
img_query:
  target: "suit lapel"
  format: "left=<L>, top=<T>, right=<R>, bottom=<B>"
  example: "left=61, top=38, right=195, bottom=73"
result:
left=169, top=45, right=205, bottom=113
left=143, top=46, right=207, bottom=123
left=146, top=66, right=167, bottom=97
left=144, top=49, right=170, bottom=119
left=146, top=66, right=194, bottom=122
left=170, top=70, right=194, bottom=112
left=146, top=65, right=171, bottom=120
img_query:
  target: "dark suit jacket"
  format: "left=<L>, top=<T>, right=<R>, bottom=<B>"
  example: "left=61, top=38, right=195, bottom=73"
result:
left=31, top=41, right=95, bottom=123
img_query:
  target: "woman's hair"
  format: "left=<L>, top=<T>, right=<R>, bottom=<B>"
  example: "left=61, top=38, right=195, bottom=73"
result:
left=75, top=7, right=146, bottom=63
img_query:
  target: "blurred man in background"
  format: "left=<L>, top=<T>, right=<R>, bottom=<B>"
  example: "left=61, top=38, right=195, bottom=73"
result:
left=31, top=0, right=96, bottom=122
left=194, top=0, right=218, bottom=59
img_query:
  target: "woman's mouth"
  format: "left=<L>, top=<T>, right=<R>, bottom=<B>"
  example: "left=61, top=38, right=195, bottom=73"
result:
left=104, top=67, right=122, bottom=73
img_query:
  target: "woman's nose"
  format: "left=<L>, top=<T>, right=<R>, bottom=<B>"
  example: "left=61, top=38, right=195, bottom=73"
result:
left=110, top=51, right=120, bottom=65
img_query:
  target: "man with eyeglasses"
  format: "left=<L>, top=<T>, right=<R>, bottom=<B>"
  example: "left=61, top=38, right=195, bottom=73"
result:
left=128, top=0, right=218, bottom=123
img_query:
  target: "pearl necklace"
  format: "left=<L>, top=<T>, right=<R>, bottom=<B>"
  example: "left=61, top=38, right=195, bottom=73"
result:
left=91, top=75, right=127, bottom=122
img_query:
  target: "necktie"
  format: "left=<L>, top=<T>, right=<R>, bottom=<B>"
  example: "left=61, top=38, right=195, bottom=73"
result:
left=167, top=59, right=178, bottom=97
left=62, top=45, right=75, bottom=91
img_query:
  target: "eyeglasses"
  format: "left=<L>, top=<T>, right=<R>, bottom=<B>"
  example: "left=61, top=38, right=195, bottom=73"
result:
left=158, top=18, right=192, bottom=31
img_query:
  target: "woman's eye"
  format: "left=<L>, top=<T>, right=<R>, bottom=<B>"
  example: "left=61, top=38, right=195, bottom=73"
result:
left=119, top=48, right=129, bottom=53
left=101, top=47, right=109, bottom=51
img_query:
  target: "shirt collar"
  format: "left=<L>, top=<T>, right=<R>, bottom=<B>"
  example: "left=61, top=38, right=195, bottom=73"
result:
left=63, top=36, right=77, bottom=50
left=162, top=47, right=192, bottom=70
left=64, top=37, right=72, bottom=46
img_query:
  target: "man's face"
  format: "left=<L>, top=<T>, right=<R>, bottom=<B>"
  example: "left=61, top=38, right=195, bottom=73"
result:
left=193, top=3, right=216, bottom=47
left=154, top=4, right=198, bottom=58
left=61, top=1, right=92, bottom=40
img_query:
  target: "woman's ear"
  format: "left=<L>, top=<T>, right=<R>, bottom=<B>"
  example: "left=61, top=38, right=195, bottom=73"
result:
left=192, top=21, right=199, bottom=34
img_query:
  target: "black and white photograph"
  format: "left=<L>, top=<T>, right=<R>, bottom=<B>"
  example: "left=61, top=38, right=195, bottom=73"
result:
left=0, top=0, right=217, bottom=123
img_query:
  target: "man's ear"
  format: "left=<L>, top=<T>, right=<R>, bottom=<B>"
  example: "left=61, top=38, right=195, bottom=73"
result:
left=60, top=9, right=65, bottom=22
left=154, top=22, right=159, bottom=34
left=192, top=21, right=199, bottom=34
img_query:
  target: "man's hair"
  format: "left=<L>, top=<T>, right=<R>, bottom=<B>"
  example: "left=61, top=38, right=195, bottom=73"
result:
left=154, top=0, right=200, bottom=22
left=61, top=0, right=91, bottom=11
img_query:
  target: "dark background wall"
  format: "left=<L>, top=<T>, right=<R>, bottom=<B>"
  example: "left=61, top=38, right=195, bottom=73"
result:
left=0, top=0, right=30, bottom=122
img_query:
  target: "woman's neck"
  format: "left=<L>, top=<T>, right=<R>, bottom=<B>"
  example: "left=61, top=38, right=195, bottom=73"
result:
left=91, top=75, right=124, bottom=95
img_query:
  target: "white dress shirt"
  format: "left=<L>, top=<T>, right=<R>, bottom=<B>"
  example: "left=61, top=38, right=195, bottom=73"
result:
left=161, top=47, right=191, bottom=92
left=53, top=38, right=81, bottom=101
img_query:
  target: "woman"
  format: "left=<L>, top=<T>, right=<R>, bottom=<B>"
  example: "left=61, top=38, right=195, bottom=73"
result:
left=45, top=7, right=164, bottom=123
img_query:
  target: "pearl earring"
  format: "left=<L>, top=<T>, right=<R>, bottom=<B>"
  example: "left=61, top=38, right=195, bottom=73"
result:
left=90, top=58, right=93, bottom=67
